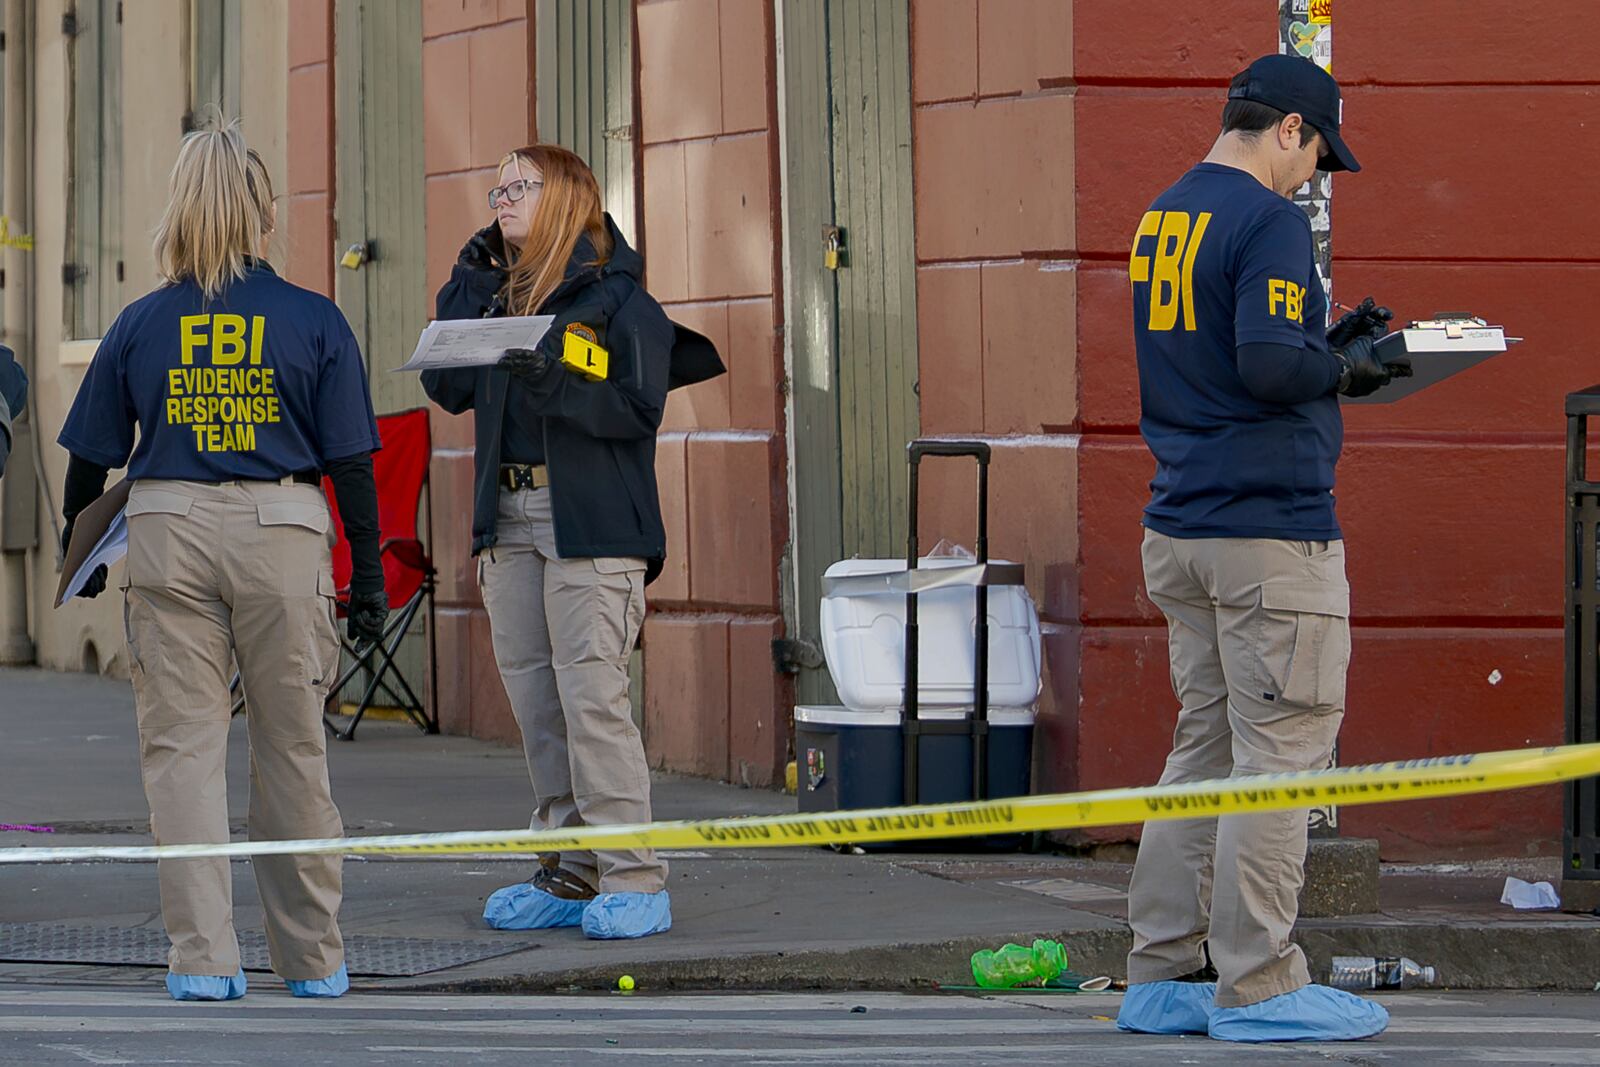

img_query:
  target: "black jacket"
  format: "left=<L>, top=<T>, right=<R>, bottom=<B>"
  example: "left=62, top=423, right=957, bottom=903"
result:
left=423, top=216, right=686, bottom=582
left=0, top=345, right=26, bottom=478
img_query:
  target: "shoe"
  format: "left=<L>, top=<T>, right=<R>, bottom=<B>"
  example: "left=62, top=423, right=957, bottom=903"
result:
left=286, top=962, right=349, bottom=998
left=166, top=969, right=247, bottom=1002
left=484, top=855, right=598, bottom=930
left=1116, top=979, right=1217, bottom=1034
left=581, top=890, right=672, bottom=940
left=1208, top=984, right=1389, bottom=1043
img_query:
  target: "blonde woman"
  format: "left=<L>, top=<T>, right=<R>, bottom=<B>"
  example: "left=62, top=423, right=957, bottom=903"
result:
left=58, top=126, right=386, bottom=1000
left=422, top=144, right=680, bottom=939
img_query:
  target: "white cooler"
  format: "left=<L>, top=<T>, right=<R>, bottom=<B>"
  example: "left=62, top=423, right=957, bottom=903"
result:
left=796, top=556, right=1043, bottom=814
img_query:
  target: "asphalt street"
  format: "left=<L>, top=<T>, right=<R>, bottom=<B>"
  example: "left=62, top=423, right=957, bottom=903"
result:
left=2, top=988, right=1598, bottom=1066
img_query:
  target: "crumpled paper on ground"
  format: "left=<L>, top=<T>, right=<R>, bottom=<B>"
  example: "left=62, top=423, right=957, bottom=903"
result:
left=1500, top=875, right=1561, bottom=910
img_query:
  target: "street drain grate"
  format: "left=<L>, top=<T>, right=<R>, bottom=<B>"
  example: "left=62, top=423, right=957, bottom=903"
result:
left=0, top=922, right=533, bottom=977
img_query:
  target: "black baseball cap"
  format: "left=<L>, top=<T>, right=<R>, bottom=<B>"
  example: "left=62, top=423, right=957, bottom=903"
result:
left=1228, top=54, right=1359, bottom=173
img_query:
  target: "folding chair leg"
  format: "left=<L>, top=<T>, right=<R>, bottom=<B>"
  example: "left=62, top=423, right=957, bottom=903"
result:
left=325, top=592, right=436, bottom=740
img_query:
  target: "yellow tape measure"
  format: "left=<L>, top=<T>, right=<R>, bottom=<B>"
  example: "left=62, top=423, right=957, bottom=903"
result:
left=5, top=743, right=1598, bottom=863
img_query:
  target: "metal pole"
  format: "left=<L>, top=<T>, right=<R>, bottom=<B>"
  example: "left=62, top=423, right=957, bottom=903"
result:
left=1280, top=0, right=1338, bottom=835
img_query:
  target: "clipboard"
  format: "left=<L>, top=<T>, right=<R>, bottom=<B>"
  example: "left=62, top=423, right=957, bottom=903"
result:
left=1340, top=316, right=1520, bottom=405
left=55, top=479, right=132, bottom=607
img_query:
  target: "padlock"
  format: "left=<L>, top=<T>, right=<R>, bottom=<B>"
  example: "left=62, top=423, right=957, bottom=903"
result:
left=340, top=242, right=370, bottom=270
left=822, top=225, right=844, bottom=271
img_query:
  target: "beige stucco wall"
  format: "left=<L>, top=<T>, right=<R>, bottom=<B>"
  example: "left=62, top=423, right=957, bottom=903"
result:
left=1, top=0, right=291, bottom=675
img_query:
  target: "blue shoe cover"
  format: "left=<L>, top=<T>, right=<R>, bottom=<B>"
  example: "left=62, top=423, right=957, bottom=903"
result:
left=166, top=969, right=247, bottom=1002
left=1208, top=984, right=1389, bottom=1043
left=1115, top=980, right=1216, bottom=1034
left=581, top=890, right=672, bottom=940
left=483, top=882, right=587, bottom=930
left=286, top=963, right=350, bottom=999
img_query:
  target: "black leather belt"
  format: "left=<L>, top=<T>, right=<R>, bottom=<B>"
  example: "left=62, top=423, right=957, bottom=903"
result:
left=290, top=470, right=321, bottom=486
left=500, top=463, right=550, bottom=491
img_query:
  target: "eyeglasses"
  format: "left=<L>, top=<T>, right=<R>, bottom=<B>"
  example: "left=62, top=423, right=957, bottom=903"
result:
left=488, top=178, right=542, bottom=210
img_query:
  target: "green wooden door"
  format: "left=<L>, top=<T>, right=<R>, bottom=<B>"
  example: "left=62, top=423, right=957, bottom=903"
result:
left=332, top=0, right=429, bottom=715
left=534, top=0, right=636, bottom=241
left=782, top=0, right=920, bottom=707
left=334, top=0, right=427, bottom=415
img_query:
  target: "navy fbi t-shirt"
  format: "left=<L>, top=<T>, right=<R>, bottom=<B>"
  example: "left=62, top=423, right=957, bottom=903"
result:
left=1130, top=163, right=1341, bottom=540
left=60, top=263, right=381, bottom=480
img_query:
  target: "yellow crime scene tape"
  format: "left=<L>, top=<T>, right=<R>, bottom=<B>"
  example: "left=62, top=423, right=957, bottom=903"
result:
left=4, top=742, right=1598, bottom=864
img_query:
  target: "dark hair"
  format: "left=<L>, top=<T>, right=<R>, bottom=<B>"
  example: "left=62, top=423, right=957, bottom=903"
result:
left=1221, top=73, right=1317, bottom=147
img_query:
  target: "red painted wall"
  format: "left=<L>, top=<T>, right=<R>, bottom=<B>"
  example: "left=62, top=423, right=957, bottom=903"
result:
left=1056, top=0, right=1581, bottom=857
left=637, top=0, right=790, bottom=789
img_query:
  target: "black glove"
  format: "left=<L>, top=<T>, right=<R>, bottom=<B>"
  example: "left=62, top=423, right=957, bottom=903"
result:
left=346, top=587, right=389, bottom=646
left=1335, top=334, right=1413, bottom=398
left=461, top=224, right=506, bottom=271
left=499, top=347, right=556, bottom=383
left=1327, top=297, right=1394, bottom=349
left=60, top=520, right=108, bottom=599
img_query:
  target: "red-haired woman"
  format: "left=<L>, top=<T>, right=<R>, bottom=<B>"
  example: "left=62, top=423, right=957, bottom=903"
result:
left=422, top=145, right=677, bottom=939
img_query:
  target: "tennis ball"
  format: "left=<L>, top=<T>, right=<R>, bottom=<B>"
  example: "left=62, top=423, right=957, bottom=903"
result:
left=618, top=975, right=635, bottom=991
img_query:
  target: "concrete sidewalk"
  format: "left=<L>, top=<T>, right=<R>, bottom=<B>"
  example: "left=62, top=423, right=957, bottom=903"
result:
left=3, top=668, right=1598, bottom=996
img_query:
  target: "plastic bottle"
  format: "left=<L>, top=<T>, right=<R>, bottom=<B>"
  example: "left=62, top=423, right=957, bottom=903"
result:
left=970, top=938, right=1069, bottom=989
left=1329, top=955, right=1436, bottom=991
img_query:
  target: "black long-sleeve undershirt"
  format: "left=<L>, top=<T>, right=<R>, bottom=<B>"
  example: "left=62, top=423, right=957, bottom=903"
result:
left=325, top=453, right=384, bottom=597
left=1235, top=341, right=1341, bottom=406
left=62, top=453, right=111, bottom=531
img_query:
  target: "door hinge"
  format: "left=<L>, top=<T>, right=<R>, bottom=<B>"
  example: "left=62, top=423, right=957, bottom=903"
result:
left=602, top=124, right=634, bottom=142
left=772, top=637, right=824, bottom=675
left=62, top=11, right=79, bottom=37
left=62, top=263, right=85, bottom=286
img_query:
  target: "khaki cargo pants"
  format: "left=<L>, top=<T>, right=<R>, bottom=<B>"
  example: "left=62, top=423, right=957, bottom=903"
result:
left=123, top=479, right=344, bottom=982
left=1126, top=529, right=1348, bottom=1008
left=478, top=486, right=666, bottom=893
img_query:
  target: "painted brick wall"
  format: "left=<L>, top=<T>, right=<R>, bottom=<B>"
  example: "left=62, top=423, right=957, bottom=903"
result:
left=909, top=0, right=1081, bottom=802
left=990, top=0, right=1577, bottom=858
left=284, top=0, right=334, bottom=296
left=420, top=0, right=532, bottom=747
left=636, top=0, right=789, bottom=788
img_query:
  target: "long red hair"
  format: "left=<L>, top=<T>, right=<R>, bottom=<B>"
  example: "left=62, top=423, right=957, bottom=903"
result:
left=500, top=144, right=612, bottom=316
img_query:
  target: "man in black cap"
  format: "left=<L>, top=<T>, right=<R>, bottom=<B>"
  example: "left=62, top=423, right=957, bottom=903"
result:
left=1115, top=55, right=1403, bottom=1042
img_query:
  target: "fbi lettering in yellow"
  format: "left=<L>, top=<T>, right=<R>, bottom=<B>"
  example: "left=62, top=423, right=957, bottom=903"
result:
left=1129, top=210, right=1212, bottom=332
left=1267, top=279, right=1305, bottom=324
left=167, top=315, right=281, bottom=452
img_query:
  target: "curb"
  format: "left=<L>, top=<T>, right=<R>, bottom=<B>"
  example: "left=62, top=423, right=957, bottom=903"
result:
left=378, top=919, right=1600, bottom=995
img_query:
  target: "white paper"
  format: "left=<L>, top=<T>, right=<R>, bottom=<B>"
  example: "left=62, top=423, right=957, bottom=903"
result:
left=63, top=507, right=128, bottom=601
left=1500, top=875, right=1560, bottom=910
left=396, top=315, right=555, bottom=372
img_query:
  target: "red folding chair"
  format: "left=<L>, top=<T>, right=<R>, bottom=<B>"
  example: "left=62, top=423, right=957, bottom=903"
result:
left=228, top=409, right=437, bottom=738
left=321, top=407, right=439, bottom=740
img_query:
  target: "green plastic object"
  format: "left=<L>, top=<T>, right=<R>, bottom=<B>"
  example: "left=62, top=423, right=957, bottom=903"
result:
left=970, top=938, right=1070, bottom=989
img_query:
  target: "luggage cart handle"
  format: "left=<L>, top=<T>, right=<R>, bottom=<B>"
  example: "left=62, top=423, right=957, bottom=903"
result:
left=906, top=440, right=991, bottom=567
left=903, top=440, right=994, bottom=806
